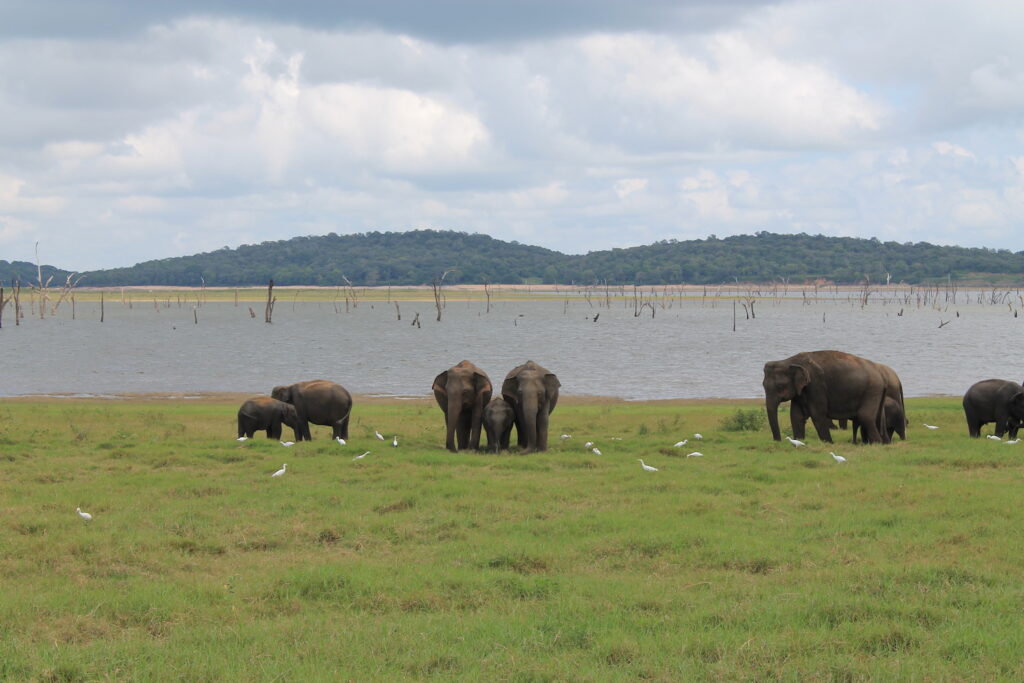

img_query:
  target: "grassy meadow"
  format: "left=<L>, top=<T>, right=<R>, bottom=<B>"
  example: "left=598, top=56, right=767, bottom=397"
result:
left=2, top=395, right=1023, bottom=680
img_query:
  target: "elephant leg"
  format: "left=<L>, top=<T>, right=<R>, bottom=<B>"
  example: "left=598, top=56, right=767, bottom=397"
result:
left=456, top=411, right=472, bottom=450
left=850, top=419, right=860, bottom=444
left=809, top=413, right=834, bottom=443
left=469, top=405, right=484, bottom=450
left=855, top=406, right=883, bottom=444
left=338, top=413, right=350, bottom=440
left=500, top=424, right=512, bottom=450
left=269, top=419, right=282, bottom=440
left=790, top=402, right=807, bottom=440
left=536, top=410, right=550, bottom=451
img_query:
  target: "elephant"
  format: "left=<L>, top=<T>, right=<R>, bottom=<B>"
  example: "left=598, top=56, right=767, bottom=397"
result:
left=432, top=360, right=492, bottom=451
left=962, top=379, right=1024, bottom=438
left=852, top=395, right=906, bottom=443
left=483, top=396, right=515, bottom=452
left=271, top=379, right=353, bottom=441
left=237, top=397, right=299, bottom=440
left=501, top=360, right=560, bottom=452
left=763, top=350, right=889, bottom=444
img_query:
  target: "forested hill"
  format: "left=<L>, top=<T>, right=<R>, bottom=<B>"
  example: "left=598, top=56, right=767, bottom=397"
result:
left=4, top=230, right=1024, bottom=287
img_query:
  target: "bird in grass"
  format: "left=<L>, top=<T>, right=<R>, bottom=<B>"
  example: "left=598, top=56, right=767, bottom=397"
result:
left=584, top=441, right=594, bottom=449
left=923, top=424, right=939, bottom=430
left=673, top=440, right=688, bottom=447
left=375, top=430, right=385, bottom=441
left=236, top=436, right=248, bottom=441
left=686, top=452, right=704, bottom=458
left=271, top=463, right=287, bottom=477
left=786, top=436, right=806, bottom=447
left=280, top=441, right=295, bottom=447
left=592, top=447, right=602, bottom=455
left=560, top=434, right=571, bottom=440
left=693, top=433, right=703, bottom=440
left=335, top=437, right=346, bottom=446
left=1006, top=439, right=1021, bottom=445
left=76, top=507, right=93, bottom=521
left=830, top=452, right=846, bottom=463
left=638, top=459, right=659, bottom=472
left=987, top=435, right=1003, bottom=441
left=392, top=435, right=398, bottom=447
left=353, top=451, right=370, bottom=460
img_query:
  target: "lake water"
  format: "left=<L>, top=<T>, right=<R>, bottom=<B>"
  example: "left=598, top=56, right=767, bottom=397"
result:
left=0, top=293, right=1017, bottom=400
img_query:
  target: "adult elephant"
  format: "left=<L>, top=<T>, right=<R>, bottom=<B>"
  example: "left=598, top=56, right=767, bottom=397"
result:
left=271, top=379, right=353, bottom=441
left=432, top=361, right=492, bottom=451
left=483, top=396, right=515, bottom=452
left=237, top=397, right=299, bottom=440
left=502, top=360, right=560, bottom=452
left=963, top=379, right=1024, bottom=438
left=763, top=350, right=888, bottom=444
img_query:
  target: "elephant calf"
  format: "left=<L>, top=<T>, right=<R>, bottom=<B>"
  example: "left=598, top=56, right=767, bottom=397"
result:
left=852, top=396, right=906, bottom=443
left=238, top=397, right=299, bottom=440
left=963, top=379, right=1024, bottom=438
left=483, top=396, right=515, bottom=452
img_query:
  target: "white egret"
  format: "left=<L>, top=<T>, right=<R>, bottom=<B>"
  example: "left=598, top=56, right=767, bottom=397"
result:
left=786, top=436, right=806, bottom=447
left=987, top=435, right=1003, bottom=441
left=335, top=437, right=346, bottom=445
left=271, top=463, right=287, bottom=477
left=236, top=436, right=248, bottom=441
left=694, top=433, right=703, bottom=440
left=392, top=436, right=398, bottom=447
left=638, top=459, right=658, bottom=471
left=583, top=441, right=594, bottom=449
left=375, top=431, right=385, bottom=440
left=686, top=452, right=704, bottom=458
left=280, top=441, right=295, bottom=447
left=831, top=452, right=846, bottom=463
left=560, top=434, right=571, bottom=440
left=923, top=424, right=939, bottom=430
left=76, top=507, right=93, bottom=521
left=673, top=440, right=688, bottom=447
left=592, top=448, right=602, bottom=455
left=353, top=451, right=370, bottom=460
left=1006, top=439, right=1021, bottom=445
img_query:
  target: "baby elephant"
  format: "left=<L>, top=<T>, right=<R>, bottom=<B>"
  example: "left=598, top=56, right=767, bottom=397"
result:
left=852, top=396, right=907, bottom=443
left=963, top=379, right=1024, bottom=438
left=483, top=396, right=516, bottom=452
left=237, top=397, right=299, bottom=440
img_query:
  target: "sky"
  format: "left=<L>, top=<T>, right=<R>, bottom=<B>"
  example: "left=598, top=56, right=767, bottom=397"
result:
left=1, top=0, right=1023, bottom=270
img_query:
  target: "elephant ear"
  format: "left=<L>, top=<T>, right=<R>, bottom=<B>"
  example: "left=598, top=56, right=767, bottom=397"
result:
left=432, top=371, right=449, bottom=412
left=501, top=376, right=518, bottom=404
left=271, top=385, right=289, bottom=402
left=544, top=373, right=560, bottom=413
left=474, top=371, right=493, bottom=403
left=789, top=364, right=811, bottom=396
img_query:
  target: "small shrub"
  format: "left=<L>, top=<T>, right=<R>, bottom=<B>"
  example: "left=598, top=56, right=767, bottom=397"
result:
left=720, top=408, right=767, bottom=431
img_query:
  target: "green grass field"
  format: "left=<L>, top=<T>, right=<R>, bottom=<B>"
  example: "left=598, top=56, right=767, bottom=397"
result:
left=2, top=396, right=1022, bottom=680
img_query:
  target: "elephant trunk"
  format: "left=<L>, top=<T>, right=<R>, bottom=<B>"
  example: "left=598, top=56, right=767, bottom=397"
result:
left=766, top=397, right=782, bottom=441
left=446, top=393, right=462, bottom=451
left=521, top=393, right=540, bottom=452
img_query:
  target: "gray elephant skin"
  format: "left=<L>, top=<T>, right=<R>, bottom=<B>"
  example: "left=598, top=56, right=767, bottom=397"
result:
left=501, top=360, right=560, bottom=452
left=483, top=396, right=515, bottom=452
left=763, top=350, right=889, bottom=444
left=432, top=360, right=493, bottom=451
left=271, top=379, right=353, bottom=441
left=963, top=379, right=1024, bottom=438
left=853, top=395, right=906, bottom=443
left=237, top=397, right=299, bottom=440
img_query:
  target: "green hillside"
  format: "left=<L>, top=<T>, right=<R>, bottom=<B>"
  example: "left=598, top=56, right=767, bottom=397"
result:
left=4, top=231, right=1024, bottom=287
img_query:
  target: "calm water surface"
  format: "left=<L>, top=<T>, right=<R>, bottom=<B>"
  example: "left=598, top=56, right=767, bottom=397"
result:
left=0, top=295, right=1014, bottom=400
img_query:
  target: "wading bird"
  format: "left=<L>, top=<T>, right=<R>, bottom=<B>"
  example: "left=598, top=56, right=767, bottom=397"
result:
left=280, top=441, right=294, bottom=447
left=693, top=433, right=703, bottom=440
left=686, top=452, right=704, bottom=458
left=271, top=464, right=287, bottom=477
left=335, top=437, right=346, bottom=445
left=375, top=431, right=385, bottom=441
left=923, top=424, right=939, bottom=430
left=560, top=434, right=571, bottom=440
left=1007, top=439, right=1021, bottom=445
left=584, top=441, right=594, bottom=449
left=786, top=436, right=806, bottom=447
left=592, top=447, right=602, bottom=455
left=236, top=436, right=248, bottom=441
left=831, top=452, right=846, bottom=463
left=638, top=459, right=658, bottom=471
left=392, top=436, right=398, bottom=447
left=76, top=507, right=93, bottom=521
left=673, top=440, right=688, bottom=447
left=987, top=435, right=1003, bottom=441
left=353, top=451, right=370, bottom=460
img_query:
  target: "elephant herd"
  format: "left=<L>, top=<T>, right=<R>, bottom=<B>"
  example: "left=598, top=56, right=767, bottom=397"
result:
left=236, top=350, right=1024, bottom=449
left=237, top=360, right=560, bottom=453
left=763, top=349, right=1024, bottom=444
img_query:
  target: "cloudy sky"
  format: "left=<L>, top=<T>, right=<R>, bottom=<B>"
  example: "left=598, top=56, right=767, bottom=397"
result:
left=1, top=0, right=1022, bottom=270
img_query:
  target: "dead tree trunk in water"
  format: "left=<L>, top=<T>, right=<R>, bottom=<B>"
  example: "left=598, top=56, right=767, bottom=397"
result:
left=265, top=279, right=276, bottom=323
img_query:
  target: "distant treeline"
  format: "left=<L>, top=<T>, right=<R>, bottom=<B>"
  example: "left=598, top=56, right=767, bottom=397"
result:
left=3, top=230, right=1024, bottom=287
